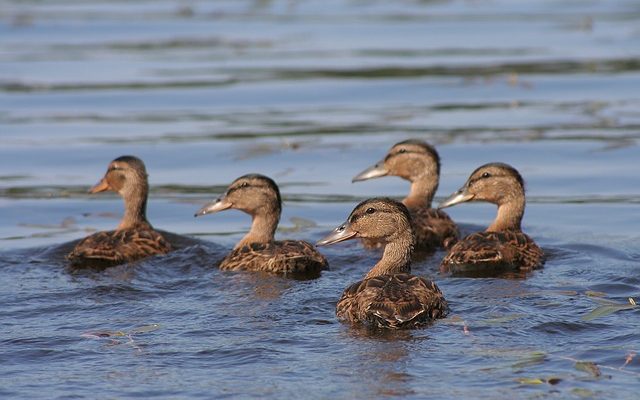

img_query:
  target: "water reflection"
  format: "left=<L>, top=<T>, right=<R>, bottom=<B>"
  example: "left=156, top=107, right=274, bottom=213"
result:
left=342, top=326, right=424, bottom=397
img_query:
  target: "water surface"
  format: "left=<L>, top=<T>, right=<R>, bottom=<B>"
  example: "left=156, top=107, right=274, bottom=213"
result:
left=1, top=0, right=639, bottom=399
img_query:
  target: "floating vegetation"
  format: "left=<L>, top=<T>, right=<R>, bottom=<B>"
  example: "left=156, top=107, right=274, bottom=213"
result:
left=574, top=361, right=602, bottom=378
left=515, top=377, right=562, bottom=385
left=81, top=324, right=161, bottom=353
left=582, top=297, right=637, bottom=321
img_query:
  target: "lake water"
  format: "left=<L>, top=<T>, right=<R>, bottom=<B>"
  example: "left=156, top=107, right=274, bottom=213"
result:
left=1, top=0, right=640, bottom=398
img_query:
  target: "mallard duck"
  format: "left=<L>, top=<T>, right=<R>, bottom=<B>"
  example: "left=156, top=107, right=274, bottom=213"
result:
left=317, top=198, right=448, bottom=329
left=352, top=139, right=458, bottom=251
left=67, top=156, right=172, bottom=268
left=195, top=174, right=328, bottom=277
left=438, top=162, right=544, bottom=274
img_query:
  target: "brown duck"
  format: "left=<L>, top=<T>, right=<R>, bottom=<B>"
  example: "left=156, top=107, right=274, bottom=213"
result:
left=195, top=174, right=328, bottom=277
left=352, top=139, right=458, bottom=251
left=67, top=156, right=172, bottom=267
left=317, top=198, right=448, bottom=329
left=438, top=162, right=544, bottom=274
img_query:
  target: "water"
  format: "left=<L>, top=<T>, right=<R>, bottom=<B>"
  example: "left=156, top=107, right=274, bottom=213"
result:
left=1, top=0, right=640, bottom=398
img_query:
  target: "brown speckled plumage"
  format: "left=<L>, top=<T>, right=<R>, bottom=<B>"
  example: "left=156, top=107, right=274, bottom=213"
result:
left=317, top=198, right=448, bottom=329
left=410, top=207, right=459, bottom=251
left=67, top=156, right=172, bottom=268
left=439, top=162, right=544, bottom=274
left=352, top=140, right=458, bottom=251
left=68, top=226, right=171, bottom=267
left=195, top=174, right=328, bottom=276
left=336, top=272, right=448, bottom=329
left=220, top=240, right=327, bottom=276
left=441, top=231, right=543, bottom=273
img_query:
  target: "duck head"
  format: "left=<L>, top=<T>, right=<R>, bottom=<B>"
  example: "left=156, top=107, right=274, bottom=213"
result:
left=317, top=198, right=413, bottom=246
left=352, top=140, right=441, bottom=208
left=194, top=174, right=282, bottom=218
left=438, top=162, right=524, bottom=209
left=90, top=155, right=149, bottom=197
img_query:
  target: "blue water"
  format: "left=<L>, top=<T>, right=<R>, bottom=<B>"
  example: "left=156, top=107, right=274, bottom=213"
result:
left=1, top=0, right=639, bottom=398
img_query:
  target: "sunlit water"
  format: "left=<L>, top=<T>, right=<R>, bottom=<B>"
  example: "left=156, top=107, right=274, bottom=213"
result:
left=1, top=0, right=639, bottom=398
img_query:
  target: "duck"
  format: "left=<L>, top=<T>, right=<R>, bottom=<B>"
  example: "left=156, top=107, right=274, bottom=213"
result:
left=67, top=155, right=172, bottom=268
left=317, top=198, right=448, bottom=329
left=438, top=162, right=544, bottom=274
left=352, top=139, right=458, bottom=251
left=194, top=174, right=328, bottom=277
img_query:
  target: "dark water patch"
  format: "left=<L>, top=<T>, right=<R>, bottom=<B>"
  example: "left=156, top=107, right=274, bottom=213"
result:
left=58, top=36, right=272, bottom=52
left=2, top=58, right=639, bottom=94
left=235, top=58, right=640, bottom=81
left=586, top=283, right=639, bottom=297
left=555, top=242, right=637, bottom=262
left=0, top=78, right=240, bottom=93
left=1, top=99, right=634, bottom=124
left=533, top=321, right=610, bottom=335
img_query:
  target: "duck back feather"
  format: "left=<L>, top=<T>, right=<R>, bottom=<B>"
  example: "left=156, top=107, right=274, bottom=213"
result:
left=337, top=273, right=448, bottom=329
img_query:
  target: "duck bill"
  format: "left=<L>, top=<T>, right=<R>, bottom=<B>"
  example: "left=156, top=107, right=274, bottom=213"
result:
left=194, top=197, right=232, bottom=217
left=316, top=222, right=357, bottom=246
left=352, top=161, right=388, bottom=183
left=438, top=188, right=474, bottom=209
left=88, top=177, right=110, bottom=194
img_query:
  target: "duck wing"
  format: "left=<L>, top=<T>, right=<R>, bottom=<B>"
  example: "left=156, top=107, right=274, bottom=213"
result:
left=440, top=231, right=544, bottom=273
left=219, top=240, right=328, bottom=276
left=336, top=273, right=448, bottom=329
left=67, top=229, right=172, bottom=267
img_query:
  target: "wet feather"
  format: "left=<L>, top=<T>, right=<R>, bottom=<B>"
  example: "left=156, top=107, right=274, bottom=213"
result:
left=337, top=273, right=448, bottom=329
left=441, top=230, right=544, bottom=273
left=220, top=240, right=327, bottom=276
left=68, top=227, right=172, bottom=267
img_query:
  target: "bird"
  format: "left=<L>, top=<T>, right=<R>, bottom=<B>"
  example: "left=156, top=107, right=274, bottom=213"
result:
left=317, top=198, right=448, bottom=329
left=195, top=174, right=328, bottom=277
left=438, top=162, right=544, bottom=274
left=67, top=155, right=172, bottom=268
left=352, top=139, right=458, bottom=252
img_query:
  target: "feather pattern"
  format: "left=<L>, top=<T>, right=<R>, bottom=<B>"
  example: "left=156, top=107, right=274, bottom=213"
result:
left=68, top=227, right=172, bottom=267
left=337, top=273, right=448, bottom=329
left=410, top=207, right=459, bottom=250
left=219, top=240, right=328, bottom=276
left=440, top=230, right=544, bottom=273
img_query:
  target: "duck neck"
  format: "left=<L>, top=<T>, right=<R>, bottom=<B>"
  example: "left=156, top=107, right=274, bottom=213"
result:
left=403, top=175, right=437, bottom=209
left=365, top=232, right=414, bottom=279
left=236, top=209, right=280, bottom=249
left=487, top=197, right=524, bottom=232
left=118, top=183, right=150, bottom=230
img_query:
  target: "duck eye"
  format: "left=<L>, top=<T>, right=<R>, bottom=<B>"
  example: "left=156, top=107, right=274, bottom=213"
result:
left=398, top=149, right=407, bottom=154
left=366, top=207, right=375, bottom=214
left=240, top=182, right=249, bottom=188
left=481, top=172, right=491, bottom=178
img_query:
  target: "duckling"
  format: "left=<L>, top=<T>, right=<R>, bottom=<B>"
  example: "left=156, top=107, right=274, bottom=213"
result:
left=352, top=139, right=458, bottom=251
left=67, top=156, right=172, bottom=267
left=317, top=198, right=448, bottom=329
left=195, top=174, right=328, bottom=276
left=438, top=162, right=544, bottom=274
